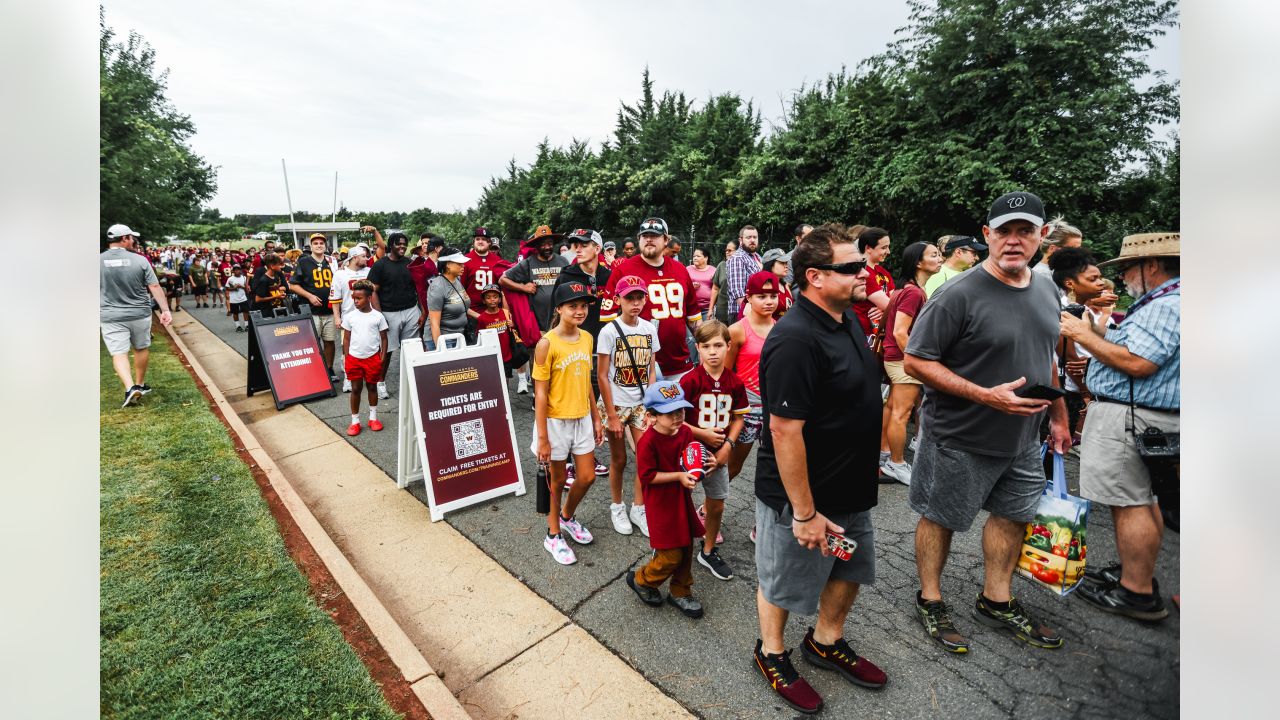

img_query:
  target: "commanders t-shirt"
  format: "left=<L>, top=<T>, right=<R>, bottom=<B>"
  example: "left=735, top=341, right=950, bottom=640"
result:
left=250, top=271, right=287, bottom=314
left=595, top=317, right=661, bottom=406
left=600, top=255, right=702, bottom=376
left=290, top=255, right=335, bottom=315
left=679, top=364, right=748, bottom=431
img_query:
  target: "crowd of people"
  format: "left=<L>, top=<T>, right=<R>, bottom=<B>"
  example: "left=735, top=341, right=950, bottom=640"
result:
left=101, top=189, right=1180, bottom=715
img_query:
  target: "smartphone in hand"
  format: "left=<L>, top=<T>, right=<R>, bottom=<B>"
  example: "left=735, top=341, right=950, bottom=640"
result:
left=1015, top=383, right=1066, bottom=401
left=826, top=531, right=858, bottom=561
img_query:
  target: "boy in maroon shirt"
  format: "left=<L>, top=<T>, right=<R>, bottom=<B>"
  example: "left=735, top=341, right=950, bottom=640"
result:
left=626, top=381, right=709, bottom=618
left=475, top=284, right=520, bottom=374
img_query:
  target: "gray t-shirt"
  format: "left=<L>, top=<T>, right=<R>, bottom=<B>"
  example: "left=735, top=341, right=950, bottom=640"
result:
left=502, top=254, right=568, bottom=330
left=425, top=275, right=469, bottom=334
left=905, top=264, right=1060, bottom=457
left=100, top=247, right=159, bottom=322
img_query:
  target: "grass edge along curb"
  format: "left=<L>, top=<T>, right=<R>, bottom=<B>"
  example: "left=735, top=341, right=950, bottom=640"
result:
left=100, top=328, right=406, bottom=720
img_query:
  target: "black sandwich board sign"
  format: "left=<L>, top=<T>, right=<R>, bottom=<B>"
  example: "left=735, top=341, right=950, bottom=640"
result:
left=247, top=304, right=336, bottom=410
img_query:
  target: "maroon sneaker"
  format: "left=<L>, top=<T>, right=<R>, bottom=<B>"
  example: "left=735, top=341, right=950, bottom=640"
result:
left=753, top=639, right=823, bottom=715
left=801, top=627, right=887, bottom=689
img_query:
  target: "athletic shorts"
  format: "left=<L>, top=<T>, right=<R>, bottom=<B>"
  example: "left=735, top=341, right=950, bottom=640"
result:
left=311, top=313, right=337, bottom=342
left=1078, top=401, right=1179, bottom=507
left=908, top=436, right=1044, bottom=532
left=597, top=399, right=647, bottom=431
left=383, top=306, right=422, bottom=349
left=100, top=317, right=152, bottom=355
left=229, top=301, right=249, bottom=314
left=884, top=359, right=921, bottom=386
left=530, top=415, right=596, bottom=462
left=739, top=405, right=764, bottom=445
left=344, top=352, right=382, bottom=383
left=754, top=499, right=876, bottom=616
left=193, top=283, right=207, bottom=293
left=701, top=465, right=730, bottom=501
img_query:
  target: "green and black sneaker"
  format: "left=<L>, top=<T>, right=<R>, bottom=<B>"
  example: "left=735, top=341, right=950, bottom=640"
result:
left=915, top=594, right=970, bottom=653
left=972, top=593, right=1063, bottom=649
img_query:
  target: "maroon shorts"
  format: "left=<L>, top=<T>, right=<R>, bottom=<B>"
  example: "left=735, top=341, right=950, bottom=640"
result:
left=344, top=352, right=383, bottom=383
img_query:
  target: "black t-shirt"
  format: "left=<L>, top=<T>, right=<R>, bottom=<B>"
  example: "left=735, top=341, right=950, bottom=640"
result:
left=754, top=293, right=881, bottom=515
left=250, top=271, right=287, bottom=315
left=367, top=255, right=418, bottom=312
left=289, top=255, right=335, bottom=315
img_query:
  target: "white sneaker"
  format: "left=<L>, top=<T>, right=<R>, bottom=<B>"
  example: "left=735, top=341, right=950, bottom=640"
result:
left=543, top=534, right=577, bottom=565
left=342, top=379, right=352, bottom=393
left=610, top=503, right=633, bottom=535
left=629, top=504, right=650, bottom=537
left=909, top=434, right=920, bottom=453
left=377, top=382, right=390, bottom=400
left=882, top=459, right=912, bottom=485
left=516, top=375, right=529, bottom=394
left=558, top=515, right=594, bottom=544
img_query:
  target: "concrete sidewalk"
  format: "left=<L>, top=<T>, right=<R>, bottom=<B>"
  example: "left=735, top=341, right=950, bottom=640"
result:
left=167, top=311, right=691, bottom=720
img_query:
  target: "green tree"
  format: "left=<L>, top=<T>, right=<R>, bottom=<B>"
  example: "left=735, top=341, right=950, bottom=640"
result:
left=100, top=12, right=217, bottom=241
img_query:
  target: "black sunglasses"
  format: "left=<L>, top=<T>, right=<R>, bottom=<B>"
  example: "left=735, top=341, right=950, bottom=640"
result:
left=810, top=260, right=868, bottom=275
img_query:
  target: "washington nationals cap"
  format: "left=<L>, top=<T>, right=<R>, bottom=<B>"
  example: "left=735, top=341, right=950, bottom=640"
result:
left=637, top=217, right=669, bottom=236
left=987, top=191, right=1045, bottom=229
left=643, top=381, right=694, bottom=413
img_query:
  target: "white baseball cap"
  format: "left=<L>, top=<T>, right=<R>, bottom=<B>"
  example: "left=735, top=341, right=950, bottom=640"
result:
left=107, top=224, right=140, bottom=239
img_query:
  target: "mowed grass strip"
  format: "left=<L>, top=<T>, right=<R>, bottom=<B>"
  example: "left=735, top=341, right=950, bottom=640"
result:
left=100, top=329, right=401, bottom=720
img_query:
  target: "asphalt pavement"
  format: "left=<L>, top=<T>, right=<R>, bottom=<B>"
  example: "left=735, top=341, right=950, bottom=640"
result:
left=181, top=300, right=1179, bottom=720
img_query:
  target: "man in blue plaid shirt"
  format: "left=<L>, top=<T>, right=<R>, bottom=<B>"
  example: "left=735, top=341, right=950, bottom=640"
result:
left=1058, top=232, right=1180, bottom=622
left=724, top=225, right=762, bottom=322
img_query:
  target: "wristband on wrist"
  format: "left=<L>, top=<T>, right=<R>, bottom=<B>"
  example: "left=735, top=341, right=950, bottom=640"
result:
left=793, top=509, right=816, bottom=523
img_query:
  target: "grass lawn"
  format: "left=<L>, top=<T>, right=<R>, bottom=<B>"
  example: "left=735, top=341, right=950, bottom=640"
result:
left=100, top=328, right=401, bottom=720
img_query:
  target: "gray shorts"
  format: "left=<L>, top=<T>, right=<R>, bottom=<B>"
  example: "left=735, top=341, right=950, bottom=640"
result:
left=908, top=437, right=1044, bottom=532
left=701, top=465, right=730, bottom=500
left=383, top=306, right=422, bottom=347
left=100, top=317, right=152, bottom=355
left=754, top=498, right=876, bottom=616
left=1078, top=401, right=1179, bottom=507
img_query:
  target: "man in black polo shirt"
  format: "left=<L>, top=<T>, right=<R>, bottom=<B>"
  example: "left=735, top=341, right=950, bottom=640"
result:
left=367, top=232, right=425, bottom=399
left=751, top=224, right=886, bottom=715
left=289, top=233, right=339, bottom=382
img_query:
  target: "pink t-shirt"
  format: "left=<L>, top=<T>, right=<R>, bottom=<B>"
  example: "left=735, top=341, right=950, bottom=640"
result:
left=687, top=264, right=716, bottom=316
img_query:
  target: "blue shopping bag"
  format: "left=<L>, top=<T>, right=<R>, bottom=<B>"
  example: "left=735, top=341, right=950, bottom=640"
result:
left=1016, top=448, right=1089, bottom=596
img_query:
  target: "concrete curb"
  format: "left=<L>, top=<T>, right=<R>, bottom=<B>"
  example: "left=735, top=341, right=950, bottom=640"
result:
left=163, top=321, right=472, bottom=720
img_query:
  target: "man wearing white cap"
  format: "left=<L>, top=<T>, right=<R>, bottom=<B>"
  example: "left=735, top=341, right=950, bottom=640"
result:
left=101, top=224, right=172, bottom=407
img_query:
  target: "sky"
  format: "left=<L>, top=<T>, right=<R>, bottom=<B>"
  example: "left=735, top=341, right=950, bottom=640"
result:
left=103, top=0, right=1180, bottom=216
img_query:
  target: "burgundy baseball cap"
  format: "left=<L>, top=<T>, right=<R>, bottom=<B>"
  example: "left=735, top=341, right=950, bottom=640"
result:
left=473, top=227, right=492, bottom=238
left=745, top=270, right=780, bottom=295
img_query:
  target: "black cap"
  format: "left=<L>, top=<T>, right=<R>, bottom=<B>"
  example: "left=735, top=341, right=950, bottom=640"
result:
left=987, top=191, right=1045, bottom=229
left=473, top=227, right=491, bottom=238
left=553, top=281, right=598, bottom=307
left=943, top=235, right=988, bottom=254
left=637, top=217, right=668, bottom=236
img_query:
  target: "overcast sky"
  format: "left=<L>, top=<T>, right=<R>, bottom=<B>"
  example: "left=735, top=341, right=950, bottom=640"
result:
left=103, top=0, right=1180, bottom=216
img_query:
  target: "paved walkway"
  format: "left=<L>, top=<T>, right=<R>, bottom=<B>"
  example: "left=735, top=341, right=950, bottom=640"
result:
left=177, top=303, right=1179, bottom=719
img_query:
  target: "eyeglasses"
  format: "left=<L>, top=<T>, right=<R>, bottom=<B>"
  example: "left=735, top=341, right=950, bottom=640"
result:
left=810, top=260, right=868, bottom=275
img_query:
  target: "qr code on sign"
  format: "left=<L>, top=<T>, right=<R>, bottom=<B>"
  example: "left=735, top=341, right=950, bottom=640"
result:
left=451, top=419, right=487, bottom=459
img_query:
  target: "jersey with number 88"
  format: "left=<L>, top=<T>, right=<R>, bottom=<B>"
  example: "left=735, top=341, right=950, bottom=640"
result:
left=696, top=394, right=732, bottom=428
left=647, top=281, right=685, bottom=320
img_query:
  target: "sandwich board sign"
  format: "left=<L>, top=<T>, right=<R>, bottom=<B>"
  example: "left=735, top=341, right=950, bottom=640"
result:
left=247, top=304, right=337, bottom=410
left=397, top=331, right=525, bottom=521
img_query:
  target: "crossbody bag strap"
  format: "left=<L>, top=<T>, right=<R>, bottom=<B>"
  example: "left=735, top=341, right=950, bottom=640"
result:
left=612, top=319, right=649, bottom=392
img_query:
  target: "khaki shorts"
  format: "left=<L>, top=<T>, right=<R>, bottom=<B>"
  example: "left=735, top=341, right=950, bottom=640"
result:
left=884, top=359, right=921, bottom=385
left=101, top=317, right=152, bottom=355
left=311, top=313, right=337, bottom=342
left=597, top=398, right=648, bottom=431
left=1078, top=401, right=1179, bottom=507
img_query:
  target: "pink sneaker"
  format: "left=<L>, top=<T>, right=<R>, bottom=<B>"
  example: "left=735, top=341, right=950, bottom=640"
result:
left=695, top=504, right=724, bottom=545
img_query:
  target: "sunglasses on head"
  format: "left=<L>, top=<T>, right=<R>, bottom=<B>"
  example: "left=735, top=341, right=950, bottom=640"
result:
left=811, top=260, right=867, bottom=275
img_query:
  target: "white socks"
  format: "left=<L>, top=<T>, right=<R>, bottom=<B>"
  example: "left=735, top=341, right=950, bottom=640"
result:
left=368, top=407, right=377, bottom=421
left=351, top=413, right=360, bottom=425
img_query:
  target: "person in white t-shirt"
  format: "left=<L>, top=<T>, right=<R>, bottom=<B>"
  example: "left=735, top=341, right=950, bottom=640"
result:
left=331, top=246, right=372, bottom=392
left=595, top=275, right=661, bottom=536
left=224, top=264, right=250, bottom=331
left=342, top=279, right=389, bottom=437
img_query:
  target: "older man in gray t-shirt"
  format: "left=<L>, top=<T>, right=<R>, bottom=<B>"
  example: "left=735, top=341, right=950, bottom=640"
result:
left=100, top=224, right=171, bottom=407
left=901, top=191, right=1073, bottom=655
